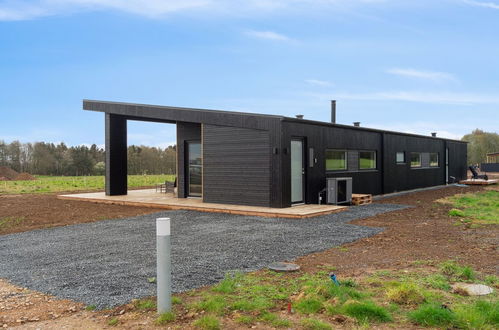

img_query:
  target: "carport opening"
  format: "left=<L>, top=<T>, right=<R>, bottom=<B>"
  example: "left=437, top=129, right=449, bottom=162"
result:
left=127, top=120, right=176, bottom=188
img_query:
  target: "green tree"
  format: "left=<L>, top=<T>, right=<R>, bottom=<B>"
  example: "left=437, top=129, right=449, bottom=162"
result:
left=462, top=129, right=499, bottom=164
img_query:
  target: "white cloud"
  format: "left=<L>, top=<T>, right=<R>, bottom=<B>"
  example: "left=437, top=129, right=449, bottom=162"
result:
left=305, top=79, right=334, bottom=87
left=387, top=68, right=457, bottom=82
left=0, top=0, right=211, bottom=21
left=244, top=29, right=291, bottom=41
left=0, top=0, right=391, bottom=21
left=322, top=90, right=499, bottom=105
left=462, top=0, right=499, bottom=10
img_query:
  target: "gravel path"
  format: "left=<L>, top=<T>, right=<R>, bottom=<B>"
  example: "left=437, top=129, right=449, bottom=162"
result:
left=0, top=203, right=407, bottom=308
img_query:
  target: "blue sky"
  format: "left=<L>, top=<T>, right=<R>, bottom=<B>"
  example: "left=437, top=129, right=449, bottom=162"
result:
left=1, top=0, right=498, bottom=148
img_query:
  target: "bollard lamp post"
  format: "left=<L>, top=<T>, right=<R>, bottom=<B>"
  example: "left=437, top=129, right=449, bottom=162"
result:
left=156, top=217, right=171, bottom=314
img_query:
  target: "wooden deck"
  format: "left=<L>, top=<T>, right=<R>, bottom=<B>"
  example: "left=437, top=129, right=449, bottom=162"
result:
left=459, top=179, right=498, bottom=185
left=58, top=189, right=346, bottom=218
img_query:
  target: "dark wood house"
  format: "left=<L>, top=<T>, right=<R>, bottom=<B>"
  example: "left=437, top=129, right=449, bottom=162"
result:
left=84, top=100, right=467, bottom=208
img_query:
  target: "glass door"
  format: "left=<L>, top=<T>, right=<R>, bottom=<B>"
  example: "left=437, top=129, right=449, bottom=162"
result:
left=291, top=139, right=305, bottom=204
left=187, top=141, right=202, bottom=197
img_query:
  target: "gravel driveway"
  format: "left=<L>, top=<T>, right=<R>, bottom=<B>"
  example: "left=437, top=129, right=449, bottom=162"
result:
left=0, top=203, right=407, bottom=308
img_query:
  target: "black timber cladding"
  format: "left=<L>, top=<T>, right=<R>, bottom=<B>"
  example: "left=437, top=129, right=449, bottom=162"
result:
left=84, top=100, right=468, bottom=207
left=203, top=124, right=271, bottom=207
left=105, top=113, right=127, bottom=195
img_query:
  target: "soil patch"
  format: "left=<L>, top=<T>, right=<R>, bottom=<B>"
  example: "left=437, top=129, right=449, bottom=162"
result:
left=0, top=166, right=19, bottom=180
left=0, top=193, right=164, bottom=235
left=15, top=173, right=36, bottom=181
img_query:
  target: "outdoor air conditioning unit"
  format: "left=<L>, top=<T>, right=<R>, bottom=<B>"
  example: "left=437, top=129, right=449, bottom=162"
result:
left=327, top=177, right=352, bottom=205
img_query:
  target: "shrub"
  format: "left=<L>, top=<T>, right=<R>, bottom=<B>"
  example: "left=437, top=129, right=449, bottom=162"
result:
left=194, top=315, right=221, bottom=330
left=342, top=301, right=392, bottom=323
left=156, top=312, right=176, bottom=325
left=295, top=297, right=324, bottom=314
left=300, top=318, right=332, bottom=330
left=408, top=303, right=456, bottom=327
left=386, top=282, right=426, bottom=305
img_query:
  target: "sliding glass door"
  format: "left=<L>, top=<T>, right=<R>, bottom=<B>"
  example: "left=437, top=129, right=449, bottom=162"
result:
left=187, top=141, right=202, bottom=197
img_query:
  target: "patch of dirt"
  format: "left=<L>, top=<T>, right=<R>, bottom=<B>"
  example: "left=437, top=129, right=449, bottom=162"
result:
left=14, top=173, right=36, bottom=181
left=0, top=193, right=163, bottom=235
left=296, top=185, right=498, bottom=276
left=0, top=167, right=18, bottom=180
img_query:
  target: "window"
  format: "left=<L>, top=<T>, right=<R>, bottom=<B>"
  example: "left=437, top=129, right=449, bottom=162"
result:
left=430, top=153, right=439, bottom=167
left=396, top=152, right=405, bottom=164
left=359, top=151, right=376, bottom=169
left=326, top=150, right=347, bottom=170
left=410, top=152, right=422, bottom=168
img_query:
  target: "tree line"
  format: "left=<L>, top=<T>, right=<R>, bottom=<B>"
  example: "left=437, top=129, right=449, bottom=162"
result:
left=462, top=129, right=499, bottom=165
left=0, top=141, right=176, bottom=176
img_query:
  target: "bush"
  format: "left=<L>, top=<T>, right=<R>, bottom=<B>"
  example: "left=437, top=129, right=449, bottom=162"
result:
left=408, top=304, right=456, bottom=327
left=194, top=315, right=221, bottom=330
left=342, top=301, right=392, bottom=323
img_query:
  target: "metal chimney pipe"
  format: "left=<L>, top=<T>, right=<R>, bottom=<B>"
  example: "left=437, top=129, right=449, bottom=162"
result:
left=431, top=132, right=437, bottom=137
left=331, top=100, right=336, bottom=124
left=353, top=122, right=360, bottom=127
left=296, top=114, right=304, bottom=119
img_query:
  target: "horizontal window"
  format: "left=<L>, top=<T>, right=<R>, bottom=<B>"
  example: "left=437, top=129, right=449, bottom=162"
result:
left=326, top=150, right=347, bottom=170
left=430, top=152, right=439, bottom=167
left=359, top=151, right=376, bottom=169
left=396, top=152, right=405, bottom=164
left=410, top=152, right=422, bottom=168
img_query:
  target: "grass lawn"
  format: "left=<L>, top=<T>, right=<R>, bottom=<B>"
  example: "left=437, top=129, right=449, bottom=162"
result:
left=443, top=189, right=499, bottom=226
left=119, top=261, right=498, bottom=329
left=0, top=175, right=176, bottom=195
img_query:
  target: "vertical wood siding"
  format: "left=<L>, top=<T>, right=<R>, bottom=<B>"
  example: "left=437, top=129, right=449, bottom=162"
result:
left=203, top=124, right=271, bottom=207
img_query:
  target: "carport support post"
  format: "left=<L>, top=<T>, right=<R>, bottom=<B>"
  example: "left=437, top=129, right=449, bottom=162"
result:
left=156, top=217, right=171, bottom=314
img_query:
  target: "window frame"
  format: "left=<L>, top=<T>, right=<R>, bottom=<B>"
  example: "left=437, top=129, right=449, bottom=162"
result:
left=358, top=150, right=377, bottom=170
left=429, top=152, right=439, bottom=167
left=396, top=151, right=406, bottom=164
left=325, top=149, right=347, bottom=171
left=410, top=152, right=422, bottom=168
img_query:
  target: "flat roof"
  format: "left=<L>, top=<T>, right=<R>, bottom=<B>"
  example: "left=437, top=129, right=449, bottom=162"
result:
left=83, top=99, right=465, bottom=143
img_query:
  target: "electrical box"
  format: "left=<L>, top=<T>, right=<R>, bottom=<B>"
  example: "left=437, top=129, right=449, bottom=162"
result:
left=327, top=177, right=352, bottom=205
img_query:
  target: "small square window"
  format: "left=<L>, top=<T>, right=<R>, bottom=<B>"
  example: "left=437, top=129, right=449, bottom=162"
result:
left=396, top=152, right=405, bottom=164
left=326, top=150, right=347, bottom=170
left=430, top=153, right=439, bottom=167
left=410, top=152, right=422, bottom=168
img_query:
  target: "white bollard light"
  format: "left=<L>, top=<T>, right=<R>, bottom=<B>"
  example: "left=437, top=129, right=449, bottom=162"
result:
left=156, top=217, right=171, bottom=314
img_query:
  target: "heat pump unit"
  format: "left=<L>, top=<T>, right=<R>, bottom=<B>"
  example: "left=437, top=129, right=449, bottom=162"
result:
left=327, top=177, right=352, bottom=205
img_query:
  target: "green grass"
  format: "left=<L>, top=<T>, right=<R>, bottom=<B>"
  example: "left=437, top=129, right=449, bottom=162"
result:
left=193, top=315, right=220, bottom=330
left=0, top=174, right=175, bottom=194
left=342, top=301, right=392, bottom=323
left=295, top=297, right=323, bottom=314
left=134, top=298, right=156, bottom=310
left=195, top=296, right=228, bottom=315
left=423, top=274, right=451, bottom=291
left=172, top=296, right=182, bottom=305
left=107, top=318, right=119, bottom=326
left=259, top=312, right=292, bottom=327
left=235, top=315, right=255, bottom=325
left=386, top=282, right=426, bottom=305
left=439, top=260, right=475, bottom=281
left=447, top=190, right=499, bottom=225
left=85, top=304, right=97, bottom=311
left=155, top=311, right=176, bottom=325
left=0, top=216, right=25, bottom=230
left=300, top=317, right=332, bottom=330
left=408, top=303, right=456, bottom=327
left=454, top=300, right=499, bottom=329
